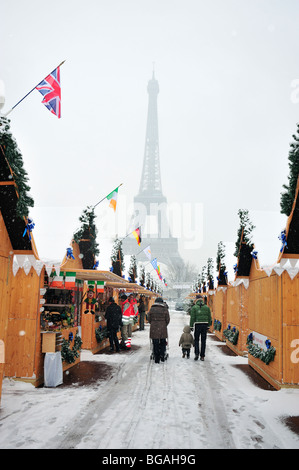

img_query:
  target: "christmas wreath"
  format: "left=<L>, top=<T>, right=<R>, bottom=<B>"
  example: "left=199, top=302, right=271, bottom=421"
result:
left=61, top=331, right=82, bottom=364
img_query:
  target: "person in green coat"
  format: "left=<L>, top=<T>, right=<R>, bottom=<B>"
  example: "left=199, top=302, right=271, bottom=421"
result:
left=190, top=295, right=212, bottom=361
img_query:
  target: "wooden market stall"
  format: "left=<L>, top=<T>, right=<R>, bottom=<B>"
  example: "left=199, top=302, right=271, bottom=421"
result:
left=246, top=178, right=299, bottom=389
left=60, top=240, right=157, bottom=354
left=223, top=239, right=251, bottom=356
left=0, top=142, right=48, bottom=395
left=0, top=145, right=84, bottom=392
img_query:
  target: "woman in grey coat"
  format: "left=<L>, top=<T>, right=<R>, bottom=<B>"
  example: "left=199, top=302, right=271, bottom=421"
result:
left=147, top=297, right=170, bottom=363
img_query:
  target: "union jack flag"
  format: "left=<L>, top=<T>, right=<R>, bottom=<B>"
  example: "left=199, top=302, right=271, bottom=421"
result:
left=36, top=66, right=61, bottom=118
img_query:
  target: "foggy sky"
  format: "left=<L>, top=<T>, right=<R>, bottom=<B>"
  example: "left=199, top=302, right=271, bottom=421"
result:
left=1, top=0, right=299, bottom=272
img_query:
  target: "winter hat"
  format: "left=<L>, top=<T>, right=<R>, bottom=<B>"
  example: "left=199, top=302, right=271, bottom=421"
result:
left=155, top=297, right=164, bottom=304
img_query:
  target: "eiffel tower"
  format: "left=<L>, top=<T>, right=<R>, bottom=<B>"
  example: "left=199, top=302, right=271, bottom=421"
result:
left=123, top=71, right=183, bottom=268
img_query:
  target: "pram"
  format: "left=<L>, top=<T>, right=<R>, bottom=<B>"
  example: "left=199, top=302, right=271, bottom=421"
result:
left=150, top=337, right=169, bottom=361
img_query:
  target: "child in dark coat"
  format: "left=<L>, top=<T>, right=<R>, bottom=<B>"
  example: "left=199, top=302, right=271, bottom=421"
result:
left=179, top=325, right=194, bottom=358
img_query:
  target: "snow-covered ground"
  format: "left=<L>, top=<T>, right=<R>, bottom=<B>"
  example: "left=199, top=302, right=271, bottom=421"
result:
left=0, top=309, right=299, bottom=450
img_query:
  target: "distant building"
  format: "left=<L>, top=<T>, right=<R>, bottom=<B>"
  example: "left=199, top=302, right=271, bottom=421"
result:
left=123, top=71, right=183, bottom=268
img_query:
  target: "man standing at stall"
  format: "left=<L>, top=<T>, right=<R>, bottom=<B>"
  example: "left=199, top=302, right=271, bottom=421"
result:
left=105, top=297, right=122, bottom=352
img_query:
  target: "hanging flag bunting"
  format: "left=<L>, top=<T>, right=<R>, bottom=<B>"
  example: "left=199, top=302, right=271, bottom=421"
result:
left=51, top=270, right=64, bottom=288
left=132, top=226, right=142, bottom=245
left=97, top=281, right=105, bottom=293
left=106, top=187, right=119, bottom=212
left=65, top=272, right=76, bottom=289
left=143, top=245, right=151, bottom=260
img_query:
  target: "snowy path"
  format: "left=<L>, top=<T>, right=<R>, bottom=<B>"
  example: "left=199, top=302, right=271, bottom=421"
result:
left=1, top=309, right=299, bottom=449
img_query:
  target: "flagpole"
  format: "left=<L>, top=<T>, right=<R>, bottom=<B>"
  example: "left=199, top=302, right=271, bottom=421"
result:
left=93, top=183, right=123, bottom=209
left=5, top=60, right=66, bottom=117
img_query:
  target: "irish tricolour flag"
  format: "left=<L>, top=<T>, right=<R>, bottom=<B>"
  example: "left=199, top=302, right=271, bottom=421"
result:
left=106, top=187, right=119, bottom=212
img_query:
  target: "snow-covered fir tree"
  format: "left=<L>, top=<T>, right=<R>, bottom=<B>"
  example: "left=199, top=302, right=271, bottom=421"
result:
left=110, top=238, right=124, bottom=277
left=216, top=241, right=228, bottom=286
left=139, top=265, right=145, bottom=287
left=145, top=272, right=152, bottom=290
left=73, top=206, right=99, bottom=253
left=0, top=115, right=34, bottom=218
left=280, top=123, right=299, bottom=216
left=234, top=209, right=255, bottom=257
left=200, top=265, right=207, bottom=292
left=206, top=257, right=214, bottom=290
left=128, top=255, right=137, bottom=283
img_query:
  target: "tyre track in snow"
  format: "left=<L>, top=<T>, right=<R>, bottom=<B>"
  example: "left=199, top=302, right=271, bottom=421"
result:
left=47, top=352, right=143, bottom=449
left=46, top=311, right=283, bottom=449
left=51, top=344, right=158, bottom=449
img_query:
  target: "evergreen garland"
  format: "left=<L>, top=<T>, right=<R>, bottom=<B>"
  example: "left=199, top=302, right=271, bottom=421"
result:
left=73, top=206, right=100, bottom=257
left=280, top=123, right=299, bottom=216
left=246, top=335, right=276, bottom=365
left=95, top=325, right=108, bottom=343
left=0, top=116, right=34, bottom=218
left=224, top=327, right=239, bottom=345
left=234, top=209, right=255, bottom=257
left=214, top=319, right=222, bottom=332
left=61, top=332, right=83, bottom=364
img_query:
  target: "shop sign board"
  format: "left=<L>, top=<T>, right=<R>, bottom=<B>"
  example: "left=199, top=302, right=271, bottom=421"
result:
left=251, top=331, right=268, bottom=351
